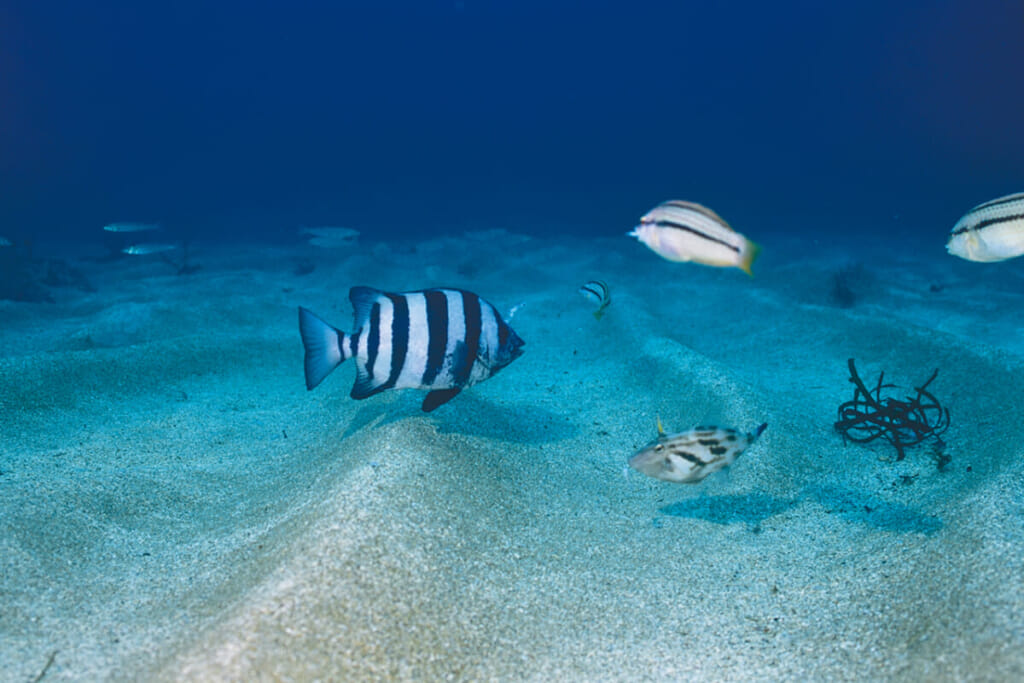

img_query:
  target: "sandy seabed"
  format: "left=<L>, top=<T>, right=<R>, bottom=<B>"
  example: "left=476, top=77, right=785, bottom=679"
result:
left=2, top=229, right=1023, bottom=681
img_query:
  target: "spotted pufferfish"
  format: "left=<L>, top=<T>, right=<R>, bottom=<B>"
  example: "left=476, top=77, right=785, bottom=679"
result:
left=629, top=419, right=768, bottom=483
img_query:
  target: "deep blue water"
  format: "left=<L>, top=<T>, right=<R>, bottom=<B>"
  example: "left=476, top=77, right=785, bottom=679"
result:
left=2, top=0, right=1023, bottom=245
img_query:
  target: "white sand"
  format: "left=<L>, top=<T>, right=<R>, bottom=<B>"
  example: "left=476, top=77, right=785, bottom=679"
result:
left=1, top=232, right=1023, bottom=681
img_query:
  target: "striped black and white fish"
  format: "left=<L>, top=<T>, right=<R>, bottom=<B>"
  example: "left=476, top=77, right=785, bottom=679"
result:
left=578, top=280, right=611, bottom=320
left=947, top=192, right=1024, bottom=262
left=629, top=419, right=767, bottom=484
left=629, top=200, right=760, bottom=275
left=298, top=286, right=525, bottom=412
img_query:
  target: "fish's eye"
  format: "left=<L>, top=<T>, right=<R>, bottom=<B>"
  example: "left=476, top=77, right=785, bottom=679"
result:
left=654, top=444, right=664, bottom=452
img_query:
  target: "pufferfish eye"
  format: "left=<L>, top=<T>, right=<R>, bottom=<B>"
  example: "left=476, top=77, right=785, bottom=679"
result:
left=654, top=444, right=664, bottom=452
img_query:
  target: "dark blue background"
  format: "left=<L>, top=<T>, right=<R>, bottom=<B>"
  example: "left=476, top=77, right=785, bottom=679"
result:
left=2, top=0, right=1022, bottom=244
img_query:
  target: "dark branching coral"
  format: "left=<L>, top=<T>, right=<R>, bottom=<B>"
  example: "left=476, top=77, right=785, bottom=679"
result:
left=835, top=358, right=950, bottom=461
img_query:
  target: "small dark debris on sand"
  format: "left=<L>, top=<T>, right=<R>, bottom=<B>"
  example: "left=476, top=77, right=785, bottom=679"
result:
left=31, top=650, right=58, bottom=683
left=829, top=263, right=871, bottom=308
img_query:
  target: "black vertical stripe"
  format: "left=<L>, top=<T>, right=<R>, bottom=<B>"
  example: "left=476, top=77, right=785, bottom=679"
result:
left=422, top=290, right=449, bottom=386
left=456, top=290, right=482, bottom=386
left=348, top=328, right=360, bottom=359
left=382, top=293, right=409, bottom=390
left=497, top=312, right=509, bottom=349
left=366, top=303, right=380, bottom=382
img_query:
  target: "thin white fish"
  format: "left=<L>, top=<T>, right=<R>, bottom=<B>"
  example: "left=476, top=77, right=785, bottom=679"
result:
left=629, top=418, right=767, bottom=484
left=947, top=192, right=1024, bottom=262
left=578, top=280, right=611, bottom=319
left=104, top=222, right=161, bottom=233
left=507, top=301, right=526, bottom=322
left=628, top=200, right=760, bottom=275
left=301, top=226, right=359, bottom=248
left=123, top=243, right=179, bottom=255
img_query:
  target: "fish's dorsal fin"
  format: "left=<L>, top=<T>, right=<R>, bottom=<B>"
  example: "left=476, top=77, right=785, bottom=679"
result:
left=349, top=286, right=385, bottom=330
left=656, top=415, right=666, bottom=436
left=659, top=200, right=734, bottom=232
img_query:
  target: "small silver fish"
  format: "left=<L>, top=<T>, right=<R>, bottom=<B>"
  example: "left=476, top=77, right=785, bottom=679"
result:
left=301, top=226, right=360, bottom=248
left=947, top=192, right=1024, bottom=262
left=629, top=419, right=767, bottom=483
left=103, top=222, right=161, bottom=233
left=123, top=243, right=178, bottom=255
left=578, top=280, right=611, bottom=319
left=629, top=200, right=760, bottom=275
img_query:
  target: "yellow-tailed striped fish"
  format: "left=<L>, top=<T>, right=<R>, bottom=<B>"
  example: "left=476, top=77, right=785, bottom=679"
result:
left=103, top=222, right=160, bottom=233
left=628, top=200, right=760, bottom=275
left=629, top=419, right=767, bottom=484
left=578, top=280, right=610, bottom=319
left=947, top=192, right=1024, bottom=262
left=123, top=243, right=178, bottom=255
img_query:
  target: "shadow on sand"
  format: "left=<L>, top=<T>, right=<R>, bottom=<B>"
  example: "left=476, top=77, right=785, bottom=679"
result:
left=339, top=392, right=576, bottom=444
left=660, top=493, right=798, bottom=530
left=659, top=485, right=943, bottom=535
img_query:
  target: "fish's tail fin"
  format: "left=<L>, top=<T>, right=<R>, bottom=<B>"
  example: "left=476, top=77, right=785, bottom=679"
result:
left=740, top=239, right=761, bottom=276
left=751, top=422, right=768, bottom=440
left=298, top=306, right=351, bottom=390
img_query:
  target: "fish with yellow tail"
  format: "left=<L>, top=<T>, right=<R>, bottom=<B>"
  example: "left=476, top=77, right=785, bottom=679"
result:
left=629, top=419, right=767, bottom=483
left=578, top=280, right=611, bottom=319
left=947, top=192, right=1024, bottom=262
left=628, top=200, right=760, bottom=275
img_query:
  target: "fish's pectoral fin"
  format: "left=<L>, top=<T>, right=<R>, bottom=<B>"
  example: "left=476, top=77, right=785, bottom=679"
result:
left=350, top=369, right=386, bottom=400
left=422, top=388, right=462, bottom=412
